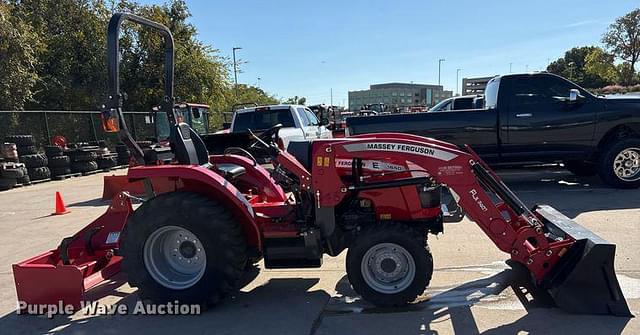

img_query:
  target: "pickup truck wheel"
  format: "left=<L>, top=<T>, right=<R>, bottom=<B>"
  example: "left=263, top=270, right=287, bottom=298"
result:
left=563, top=160, right=597, bottom=177
left=346, top=223, right=432, bottom=307
left=121, top=192, right=248, bottom=306
left=598, top=138, right=640, bottom=188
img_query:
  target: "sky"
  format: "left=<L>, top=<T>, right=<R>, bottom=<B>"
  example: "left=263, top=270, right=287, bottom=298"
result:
left=139, top=0, right=638, bottom=105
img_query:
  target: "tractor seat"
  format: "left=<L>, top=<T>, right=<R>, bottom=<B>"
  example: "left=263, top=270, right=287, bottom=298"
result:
left=170, top=122, right=209, bottom=165
left=215, top=163, right=246, bottom=180
left=286, top=140, right=312, bottom=170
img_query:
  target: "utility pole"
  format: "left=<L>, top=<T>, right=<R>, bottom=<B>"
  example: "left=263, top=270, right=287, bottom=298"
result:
left=456, top=68, right=461, bottom=96
left=257, top=77, right=261, bottom=88
left=232, top=47, right=242, bottom=96
left=330, top=88, right=333, bottom=106
left=438, top=58, right=445, bottom=86
left=509, top=62, right=513, bottom=73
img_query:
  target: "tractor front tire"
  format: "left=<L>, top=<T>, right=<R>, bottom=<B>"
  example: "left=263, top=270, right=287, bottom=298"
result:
left=346, top=223, right=433, bottom=307
left=121, top=192, right=248, bottom=306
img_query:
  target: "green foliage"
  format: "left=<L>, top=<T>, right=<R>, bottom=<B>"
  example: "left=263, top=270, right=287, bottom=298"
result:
left=584, top=48, right=619, bottom=85
left=282, top=96, right=307, bottom=105
left=0, top=0, right=279, bottom=143
left=602, top=8, right=640, bottom=73
left=0, top=1, right=42, bottom=110
left=547, top=46, right=615, bottom=88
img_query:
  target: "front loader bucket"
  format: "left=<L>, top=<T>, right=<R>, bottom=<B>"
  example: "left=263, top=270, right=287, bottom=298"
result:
left=534, top=205, right=632, bottom=317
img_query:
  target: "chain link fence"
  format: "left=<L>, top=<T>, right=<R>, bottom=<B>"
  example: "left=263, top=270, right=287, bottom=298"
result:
left=0, top=110, right=156, bottom=149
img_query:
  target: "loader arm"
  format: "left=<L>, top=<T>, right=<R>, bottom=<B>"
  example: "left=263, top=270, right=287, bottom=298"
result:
left=308, top=134, right=630, bottom=316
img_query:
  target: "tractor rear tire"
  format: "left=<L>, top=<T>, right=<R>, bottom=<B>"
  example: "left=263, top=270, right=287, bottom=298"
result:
left=121, top=192, right=248, bottom=306
left=346, top=223, right=433, bottom=307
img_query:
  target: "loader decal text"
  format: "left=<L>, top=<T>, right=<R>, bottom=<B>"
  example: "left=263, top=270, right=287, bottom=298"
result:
left=343, top=142, right=458, bottom=161
left=469, top=189, right=488, bottom=212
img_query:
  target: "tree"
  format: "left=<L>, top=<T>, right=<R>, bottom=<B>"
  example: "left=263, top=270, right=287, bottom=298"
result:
left=12, top=0, right=111, bottom=110
left=0, top=1, right=41, bottom=110
left=602, top=8, right=640, bottom=74
left=282, top=96, right=306, bottom=105
left=547, top=46, right=616, bottom=88
left=584, top=48, right=619, bottom=85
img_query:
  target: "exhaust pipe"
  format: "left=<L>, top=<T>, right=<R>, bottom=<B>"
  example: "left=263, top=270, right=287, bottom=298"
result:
left=534, top=205, right=632, bottom=317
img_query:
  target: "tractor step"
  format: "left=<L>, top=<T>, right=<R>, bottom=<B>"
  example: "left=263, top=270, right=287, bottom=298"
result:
left=263, top=232, right=323, bottom=269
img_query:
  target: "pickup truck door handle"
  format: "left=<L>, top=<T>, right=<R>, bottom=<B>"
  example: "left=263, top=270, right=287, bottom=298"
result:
left=515, top=113, right=533, bottom=118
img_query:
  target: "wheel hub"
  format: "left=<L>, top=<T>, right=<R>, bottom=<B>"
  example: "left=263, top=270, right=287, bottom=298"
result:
left=613, top=148, right=640, bottom=181
left=143, top=225, right=207, bottom=290
left=361, top=243, right=416, bottom=294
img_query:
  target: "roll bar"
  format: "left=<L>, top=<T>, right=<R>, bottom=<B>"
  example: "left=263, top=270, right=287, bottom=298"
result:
left=102, top=13, right=175, bottom=164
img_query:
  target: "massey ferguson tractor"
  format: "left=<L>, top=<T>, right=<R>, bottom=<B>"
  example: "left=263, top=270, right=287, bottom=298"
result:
left=12, top=13, right=631, bottom=317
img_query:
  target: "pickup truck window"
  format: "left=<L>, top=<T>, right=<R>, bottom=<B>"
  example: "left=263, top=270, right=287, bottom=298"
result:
left=234, top=108, right=295, bottom=131
left=485, top=78, right=500, bottom=109
left=304, top=108, right=320, bottom=126
left=297, top=108, right=311, bottom=126
left=453, top=97, right=474, bottom=110
left=511, top=76, right=576, bottom=105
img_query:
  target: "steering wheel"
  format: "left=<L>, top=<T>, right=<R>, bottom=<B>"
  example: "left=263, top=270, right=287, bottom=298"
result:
left=249, top=124, right=283, bottom=150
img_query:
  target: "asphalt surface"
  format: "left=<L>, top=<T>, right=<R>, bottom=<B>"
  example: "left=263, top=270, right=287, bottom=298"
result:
left=0, top=167, right=638, bottom=334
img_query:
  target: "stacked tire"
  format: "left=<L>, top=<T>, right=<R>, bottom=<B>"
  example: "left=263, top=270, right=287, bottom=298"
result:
left=1, top=143, right=19, bottom=163
left=22, top=153, right=50, bottom=181
left=69, top=149, right=98, bottom=174
left=116, top=144, right=131, bottom=166
left=6, top=135, right=37, bottom=157
left=46, top=145, right=72, bottom=177
left=0, top=162, right=28, bottom=191
left=95, top=145, right=117, bottom=170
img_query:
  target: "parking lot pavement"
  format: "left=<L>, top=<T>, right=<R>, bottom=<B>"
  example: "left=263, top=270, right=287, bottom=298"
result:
left=0, top=167, right=638, bottom=334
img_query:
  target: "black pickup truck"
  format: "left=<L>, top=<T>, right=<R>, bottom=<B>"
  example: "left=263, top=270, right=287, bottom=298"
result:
left=346, top=72, right=640, bottom=188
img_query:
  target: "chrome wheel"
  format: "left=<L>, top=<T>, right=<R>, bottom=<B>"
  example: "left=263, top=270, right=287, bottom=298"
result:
left=143, top=225, right=207, bottom=290
left=361, top=243, right=416, bottom=294
left=613, top=147, right=640, bottom=181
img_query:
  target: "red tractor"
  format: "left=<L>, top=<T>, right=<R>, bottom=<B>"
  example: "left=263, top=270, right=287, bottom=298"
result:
left=13, top=13, right=630, bottom=317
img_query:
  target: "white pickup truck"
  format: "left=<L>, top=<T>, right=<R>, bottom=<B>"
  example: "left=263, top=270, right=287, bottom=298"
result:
left=205, top=104, right=332, bottom=158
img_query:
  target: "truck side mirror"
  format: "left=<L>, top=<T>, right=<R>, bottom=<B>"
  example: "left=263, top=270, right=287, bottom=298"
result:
left=569, top=89, right=581, bottom=103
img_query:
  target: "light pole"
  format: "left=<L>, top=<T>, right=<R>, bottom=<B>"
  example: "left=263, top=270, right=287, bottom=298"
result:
left=438, top=58, right=445, bottom=86
left=456, top=68, right=462, bottom=96
left=257, top=77, right=261, bottom=88
left=232, top=47, right=242, bottom=96
left=509, top=62, right=513, bottom=73
left=568, top=62, right=575, bottom=80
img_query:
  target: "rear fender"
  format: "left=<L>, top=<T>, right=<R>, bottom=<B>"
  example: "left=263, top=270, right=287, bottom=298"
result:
left=127, top=165, right=261, bottom=249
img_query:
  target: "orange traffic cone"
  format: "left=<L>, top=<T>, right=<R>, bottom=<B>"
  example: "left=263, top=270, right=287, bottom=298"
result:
left=53, top=191, right=70, bottom=215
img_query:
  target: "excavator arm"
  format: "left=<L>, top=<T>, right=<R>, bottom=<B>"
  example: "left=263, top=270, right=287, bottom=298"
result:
left=310, top=133, right=631, bottom=316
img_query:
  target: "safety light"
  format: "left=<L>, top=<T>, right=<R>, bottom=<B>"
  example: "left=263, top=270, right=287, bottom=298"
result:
left=101, top=108, right=120, bottom=133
